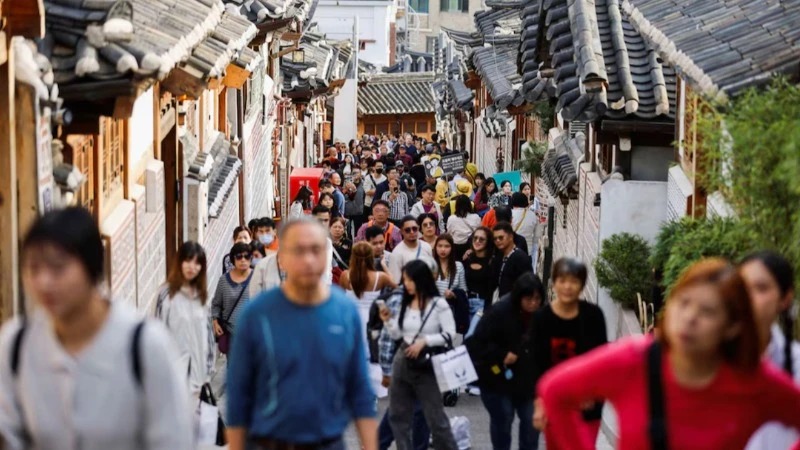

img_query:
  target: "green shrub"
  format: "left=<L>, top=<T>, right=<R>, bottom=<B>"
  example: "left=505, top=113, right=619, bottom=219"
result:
left=649, top=218, right=700, bottom=274
left=595, top=233, right=653, bottom=311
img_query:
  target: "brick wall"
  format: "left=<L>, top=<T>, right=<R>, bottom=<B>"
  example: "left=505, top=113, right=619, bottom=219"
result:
left=133, top=160, right=167, bottom=313
left=577, top=165, right=601, bottom=303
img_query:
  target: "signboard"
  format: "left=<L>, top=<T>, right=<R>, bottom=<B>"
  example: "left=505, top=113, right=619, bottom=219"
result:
left=440, top=153, right=466, bottom=177
left=493, top=170, right=522, bottom=191
left=36, top=110, right=54, bottom=213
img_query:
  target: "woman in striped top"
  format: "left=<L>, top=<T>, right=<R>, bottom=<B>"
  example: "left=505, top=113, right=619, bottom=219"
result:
left=433, top=234, right=467, bottom=301
left=211, top=242, right=253, bottom=346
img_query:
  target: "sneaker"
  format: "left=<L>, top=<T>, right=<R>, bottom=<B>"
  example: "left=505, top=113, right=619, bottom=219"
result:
left=465, top=386, right=480, bottom=396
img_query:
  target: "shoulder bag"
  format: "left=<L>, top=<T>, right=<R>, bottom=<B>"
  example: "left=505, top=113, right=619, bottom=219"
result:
left=404, top=299, right=453, bottom=371
left=216, top=279, right=250, bottom=355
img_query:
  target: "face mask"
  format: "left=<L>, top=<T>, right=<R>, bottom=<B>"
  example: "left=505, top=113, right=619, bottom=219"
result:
left=260, top=233, right=275, bottom=245
left=376, top=168, right=383, bottom=175
left=252, top=257, right=263, bottom=267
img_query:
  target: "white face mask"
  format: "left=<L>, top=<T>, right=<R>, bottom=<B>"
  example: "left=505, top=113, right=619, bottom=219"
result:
left=252, top=257, right=263, bottom=267
left=260, top=233, right=275, bottom=245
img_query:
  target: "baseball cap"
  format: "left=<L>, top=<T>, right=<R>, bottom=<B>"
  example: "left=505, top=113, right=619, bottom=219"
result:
left=395, top=160, right=404, bottom=167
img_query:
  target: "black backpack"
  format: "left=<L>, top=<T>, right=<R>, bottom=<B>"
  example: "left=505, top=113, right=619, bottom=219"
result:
left=11, top=319, right=147, bottom=387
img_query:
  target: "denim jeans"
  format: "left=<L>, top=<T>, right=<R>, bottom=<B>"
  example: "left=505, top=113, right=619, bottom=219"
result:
left=480, top=389, right=538, bottom=450
left=378, top=402, right=430, bottom=450
left=247, top=438, right=345, bottom=450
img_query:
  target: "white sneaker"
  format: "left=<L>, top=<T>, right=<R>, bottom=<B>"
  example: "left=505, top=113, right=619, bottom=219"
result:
left=465, top=386, right=480, bottom=396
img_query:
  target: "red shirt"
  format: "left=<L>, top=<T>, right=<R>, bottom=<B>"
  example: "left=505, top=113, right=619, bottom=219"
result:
left=538, top=336, right=800, bottom=450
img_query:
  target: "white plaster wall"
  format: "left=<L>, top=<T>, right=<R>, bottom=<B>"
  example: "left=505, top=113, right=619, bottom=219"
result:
left=334, top=80, right=358, bottom=141
left=129, top=87, right=154, bottom=166
left=315, top=1, right=392, bottom=66
left=596, top=179, right=667, bottom=340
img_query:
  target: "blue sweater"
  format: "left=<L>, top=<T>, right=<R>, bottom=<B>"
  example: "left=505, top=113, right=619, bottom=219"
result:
left=227, top=287, right=376, bottom=442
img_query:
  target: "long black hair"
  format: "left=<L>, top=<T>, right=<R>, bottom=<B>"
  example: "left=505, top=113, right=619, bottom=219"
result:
left=292, top=185, right=314, bottom=209
left=511, top=272, right=545, bottom=310
left=741, top=250, right=795, bottom=375
left=478, top=177, right=497, bottom=202
left=399, top=260, right=440, bottom=330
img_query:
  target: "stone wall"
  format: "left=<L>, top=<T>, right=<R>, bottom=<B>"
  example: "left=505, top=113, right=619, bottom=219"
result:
left=243, top=113, right=270, bottom=222
left=204, top=188, right=240, bottom=295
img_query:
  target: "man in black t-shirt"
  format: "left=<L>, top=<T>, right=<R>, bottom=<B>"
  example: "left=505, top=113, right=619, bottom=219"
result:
left=492, top=222, right=533, bottom=298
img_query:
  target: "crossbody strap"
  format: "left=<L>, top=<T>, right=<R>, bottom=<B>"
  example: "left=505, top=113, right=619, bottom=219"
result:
left=648, top=341, right=668, bottom=450
left=514, top=208, right=528, bottom=232
left=223, top=277, right=250, bottom=323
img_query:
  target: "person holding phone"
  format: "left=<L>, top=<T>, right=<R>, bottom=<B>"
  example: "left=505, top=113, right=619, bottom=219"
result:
left=382, top=179, right=409, bottom=226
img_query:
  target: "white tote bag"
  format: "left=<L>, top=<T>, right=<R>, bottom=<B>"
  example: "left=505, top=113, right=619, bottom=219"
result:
left=432, top=345, right=479, bottom=393
left=197, top=400, right=220, bottom=445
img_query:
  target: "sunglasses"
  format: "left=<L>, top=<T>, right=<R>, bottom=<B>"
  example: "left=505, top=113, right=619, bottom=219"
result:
left=493, top=235, right=507, bottom=241
left=473, top=235, right=487, bottom=243
left=404, top=226, right=419, bottom=233
left=234, top=253, right=252, bottom=261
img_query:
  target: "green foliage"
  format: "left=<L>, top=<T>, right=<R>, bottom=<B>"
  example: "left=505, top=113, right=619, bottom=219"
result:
left=649, top=218, right=701, bottom=273
left=515, top=140, right=548, bottom=177
left=698, top=78, right=800, bottom=289
left=532, top=100, right=555, bottom=133
left=660, top=218, right=756, bottom=293
left=594, top=233, right=653, bottom=310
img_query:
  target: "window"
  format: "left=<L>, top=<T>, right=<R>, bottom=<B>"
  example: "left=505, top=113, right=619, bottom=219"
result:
left=101, top=117, right=124, bottom=201
left=440, top=0, right=467, bottom=12
left=410, top=0, right=429, bottom=13
left=67, top=135, right=95, bottom=215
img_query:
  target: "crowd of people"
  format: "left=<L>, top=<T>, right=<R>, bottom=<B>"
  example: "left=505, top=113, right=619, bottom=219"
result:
left=0, top=132, right=799, bottom=450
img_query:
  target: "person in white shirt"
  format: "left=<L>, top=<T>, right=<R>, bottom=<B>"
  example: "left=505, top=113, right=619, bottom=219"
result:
left=249, top=253, right=283, bottom=298
left=0, top=207, right=192, bottom=450
left=312, top=205, right=335, bottom=285
left=740, top=251, right=800, bottom=450
left=379, top=259, right=458, bottom=450
left=510, top=193, right=539, bottom=268
left=409, top=185, right=445, bottom=233
left=363, top=161, right=387, bottom=212
left=388, top=216, right=434, bottom=284
left=446, top=195, right=481, bottom=260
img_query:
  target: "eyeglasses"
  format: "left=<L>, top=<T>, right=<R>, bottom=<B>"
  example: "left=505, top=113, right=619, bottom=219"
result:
left=403, top=226, right=419, bottom=233
left=373, top=208, right=389, bottom=214
left=234, top=253, right=252, bottom=261
left=473, top=235, right=487, bottom=243
left=493, top=235, right=507, bottom=242
left=422, top=222, right=436, bottom=228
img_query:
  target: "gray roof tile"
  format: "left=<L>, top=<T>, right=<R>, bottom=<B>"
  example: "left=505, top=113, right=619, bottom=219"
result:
left=357, top=72, right=435, bottom=115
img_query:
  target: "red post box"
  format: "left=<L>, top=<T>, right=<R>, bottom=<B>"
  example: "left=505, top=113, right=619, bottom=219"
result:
left=289, top=167, right=325, bottom=212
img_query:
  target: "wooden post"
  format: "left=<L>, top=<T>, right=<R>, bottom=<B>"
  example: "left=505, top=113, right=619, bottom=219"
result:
left=0, top=35, right=20, bottom=320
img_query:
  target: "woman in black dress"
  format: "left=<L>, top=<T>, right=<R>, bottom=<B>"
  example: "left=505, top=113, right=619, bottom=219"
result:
left=464, top=226, right=497, bottom=312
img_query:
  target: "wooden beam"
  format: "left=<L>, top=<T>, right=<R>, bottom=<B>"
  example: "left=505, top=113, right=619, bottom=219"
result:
left=14, top=84, right=39, bottom=239
left=273, top=44, right=299, bottom=59
left=600, top=119, right=675, bottom=135
left=0, top=39, right=20, bottom=320
left=161, top=67, right=208, bottom=99
left=6, top=0, right=45, bottom=39
left=222, top=63, right=250, bottom=89
left=281, top=32, right=303, bottom=41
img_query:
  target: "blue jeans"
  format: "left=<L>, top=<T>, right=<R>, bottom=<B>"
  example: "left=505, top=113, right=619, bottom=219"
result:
left=480, top=389, right=538, bottom=450
left=379, top=401, right=430, bottom=450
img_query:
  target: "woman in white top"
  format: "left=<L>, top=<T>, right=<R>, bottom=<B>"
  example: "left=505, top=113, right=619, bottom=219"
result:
left=289, top=185, right=314, bottom=220
left=446, top=194, right=481, bottom=260
left=511, top=192, right=539, bottom=257
left=0, top=207, right=192, bottom=450
left=740, top=251, right=800, bottom=450
left=155, top=241, right=215, bottom=400
left=433, top=234, right=467, bottom=301
left=340, top=242, right=396, bottom=353
left=380, top=260, right=458, bottom=450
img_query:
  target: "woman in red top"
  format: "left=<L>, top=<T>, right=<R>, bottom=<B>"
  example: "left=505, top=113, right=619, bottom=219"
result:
left=537, top=258, right=800, bottom=450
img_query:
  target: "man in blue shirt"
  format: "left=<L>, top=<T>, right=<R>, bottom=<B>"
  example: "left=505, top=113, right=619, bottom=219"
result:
left=227, top=217, right=377, bottom=450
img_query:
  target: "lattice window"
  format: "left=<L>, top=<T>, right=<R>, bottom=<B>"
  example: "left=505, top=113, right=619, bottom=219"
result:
left=67, top=135, right=96, bottom=214
left=248, top=63, right=265, bottom=116
left=101, top=117, right=125, bottom=200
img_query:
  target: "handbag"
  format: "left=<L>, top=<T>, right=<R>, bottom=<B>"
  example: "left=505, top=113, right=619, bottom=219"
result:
left=404, top=300, right=452, bottom=371
left=432, top=344, right=479, bottom=393
left=216, top=279, right=249, bottom=355
left=198, top=383, right=227, bottom=446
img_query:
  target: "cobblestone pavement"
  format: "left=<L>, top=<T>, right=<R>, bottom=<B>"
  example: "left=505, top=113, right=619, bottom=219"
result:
left=211, top=358, right=614, bottom=449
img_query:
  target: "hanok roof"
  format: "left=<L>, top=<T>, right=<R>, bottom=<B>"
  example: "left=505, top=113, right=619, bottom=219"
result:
left=281, top=31, right=352, bottom=96
left=521, top=0, right=677, bottom=122
left=622, top=0, right=800, bottom=102
left=180, top=11, right=259, bottom=79
left=223, top=0, right=315, bottom=25
left=357, top=72, right=435, bottom=116
left=182, top=131, right=242, bottom=218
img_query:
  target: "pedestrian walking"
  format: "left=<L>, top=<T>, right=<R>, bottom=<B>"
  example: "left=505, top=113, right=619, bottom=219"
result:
left=464, top=226, right=496, bottom=312
left=495, top=206, right=530, bottom=255
left=491, top=222, right=533, bottom=298
left=211, top=242, right=253, bottom=356
left=446, top=195, right=481, bottom=260
left=433, top=234, right=467, bottom=301
left=380, top=260, right=459, bottom=450
left=226, top=217, right=378, bottom=450
left=388, top=216, right=434, bottom=284
left=467, top=273, right=544, bottom=450
left=740, top=251, right=800, bottom=450
left=155, top=241, right=215, bottom=401
left=417, top=213, right=439, bottom=248
left=474, top=177, right=497, bottom=216
left=249, top=252, right=283, bottom=298
left=382, top=178, right=409, bottom=224
left=290, top=185, right=314, bottom=220
left=253, top=218, right=279, bottom=253
left=344, top=176, right=366, bottom=238
left=489, top=180, right=513, bottom=209
left=355, top=200, right=403, bottom=251
left=410, top=185, right=445, bottom=233
left=536, top=258, right=800, bottom=450
left=0, top=207, right=192, bottom=450
left=531, top=257, right=606, bottom=448
left=366, top=225, right=392, bottom=274
left=363, top=160, right=388, bottom=216
left=223, top=226, right=252, bottom=274
left=511, top=193, right=538, bottom=258
left=249, top=240, right=267, bottom=268
left=330, top=216, right=353, bottom=269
